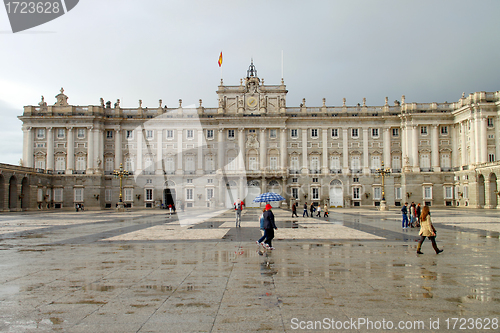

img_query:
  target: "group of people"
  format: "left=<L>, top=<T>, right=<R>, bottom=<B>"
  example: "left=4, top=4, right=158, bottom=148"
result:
left=401, top=202, right=421, bottom=228
left=291, top=202, right=329, bottom=218
left=75, top=203, right=84, bottom=212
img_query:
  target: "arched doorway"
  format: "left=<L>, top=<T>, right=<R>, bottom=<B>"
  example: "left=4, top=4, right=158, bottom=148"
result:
left=9, top=176, right=17, bottom=211
left=329, top=179, right=343, bottom=207
left=477, top=174, right=485, bottom=207
left=0, top=175, right=4, bottom=211
left=163, top=180, right=176, bottom=208
left=245, top=180, right=261, bottom=208
left=489, top=173, right=498, bottom=208
left=21, top=177, right=29, bottom=210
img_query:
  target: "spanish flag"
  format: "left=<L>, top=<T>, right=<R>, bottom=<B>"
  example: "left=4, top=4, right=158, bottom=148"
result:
left=218, top=52, right=223, bottom=67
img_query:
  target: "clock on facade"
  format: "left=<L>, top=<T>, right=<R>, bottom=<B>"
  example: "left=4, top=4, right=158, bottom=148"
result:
left=247, top=97, right=257, bottom=107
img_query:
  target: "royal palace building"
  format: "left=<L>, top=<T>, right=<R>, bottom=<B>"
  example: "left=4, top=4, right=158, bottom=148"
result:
left=3, top=61, right=500, bottom=211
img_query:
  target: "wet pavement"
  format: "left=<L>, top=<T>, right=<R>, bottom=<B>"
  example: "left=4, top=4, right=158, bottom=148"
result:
left=0, top=207, right=499, bottom=332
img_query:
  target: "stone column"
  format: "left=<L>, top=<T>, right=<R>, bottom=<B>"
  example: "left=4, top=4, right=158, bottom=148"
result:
left=460, top=122, right=467, bottom=166
left=412, top=125, right=419, bottom=171
left=480, top=116, right=487, bottom=163
left=322, top=129, right=328, bottom=174
left=401, top=123, right=407, bottom=170
left=431, top=125, right=440, bottom=172
left=137, top=129, right=143, bottom=173
left=176, top=129, right=182, bottom=174
left=218, top=129, right=224, bottom=172
left=281, top=128, right=288, bottom=172
left=301, top=129, right=308, bottom=174
left=451, top=125, right=458, bottom=168
left=114, top=128, right=122, bottom=169
left=22, top=126, right=28, bottom=166
left=87, top=127, right=94, bottom=172
left=238, top=128, right=245, bottom=172
left=383, top=128, right=391, bottom=168
left=496, top=115, right=500, bottom=162
left=47, top=127, right=54, bottom=171
left=197, top=130, right=203, bottom=175
left=363, top=128, right=369, bottom=174
left=342, top=128, right=349, bottom=174
left=96, top=128, right=103, bottom=173
left=157, top=129, right=164, bottom=174
left=24, top=126, right=33, bottom=168
left=470, top=118, right=476, bottom=165
left=66, top=127, right=74, bottom=174
left=260, top=129, right=267, bottom=171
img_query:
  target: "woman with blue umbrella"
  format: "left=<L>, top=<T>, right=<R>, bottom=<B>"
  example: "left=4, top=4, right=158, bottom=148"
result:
left=253, top=192, right=283, bottom=250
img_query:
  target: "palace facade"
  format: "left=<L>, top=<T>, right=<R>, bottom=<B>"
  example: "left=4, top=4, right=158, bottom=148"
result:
left=4, top=62, right=500, bottom=211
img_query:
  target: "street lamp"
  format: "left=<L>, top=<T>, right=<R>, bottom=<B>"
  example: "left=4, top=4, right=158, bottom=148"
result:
left=376, top=161, right=391, bottom=211
left=113, top=163, right=129, bottom=209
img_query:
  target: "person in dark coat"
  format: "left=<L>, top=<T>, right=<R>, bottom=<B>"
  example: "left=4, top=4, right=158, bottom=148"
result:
left=303, top=202, right=309, bottom=217
left=291, top=202, right=298, bottom=217
left=309, top=202, right=315, bottom=217
left=263, top=204, right=278, bottom=250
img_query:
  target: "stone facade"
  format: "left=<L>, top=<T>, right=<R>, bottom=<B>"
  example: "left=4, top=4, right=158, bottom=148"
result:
left=9, top=62, right=500, bottom=211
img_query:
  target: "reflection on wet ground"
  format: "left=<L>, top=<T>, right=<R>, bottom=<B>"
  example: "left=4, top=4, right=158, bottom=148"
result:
left=0, top=208, right=499, bottom=332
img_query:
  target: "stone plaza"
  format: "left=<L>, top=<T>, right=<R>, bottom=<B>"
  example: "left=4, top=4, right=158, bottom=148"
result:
left=0, top=207, right=498, bottom=332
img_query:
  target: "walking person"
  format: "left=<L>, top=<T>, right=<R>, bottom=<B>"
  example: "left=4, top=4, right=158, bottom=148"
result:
left=168, top=204, right=172, bottom=215
left=263, top=204, right=278, bottom=250
left=415, top=203, right=421, bottom=227
left=234, top=198, right=243, bottom=227
left=416, top=206, right=443, bottom=254
left=303, top=202, right=309, bottom=217
left=256, top=208, right=267, bottom=245
left=410, top=202, right=416, bottom=228
left=316, top=204, right=321, bottom=217
left=291, top=202, right=298, bottom=218
left=401, top=202, right=409, bottom=229
left=323, top=203, right=329, bottom=218
left=309, top=202, right=315, bottom=217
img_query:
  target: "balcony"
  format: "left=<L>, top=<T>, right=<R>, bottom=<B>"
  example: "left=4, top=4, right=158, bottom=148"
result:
left=289, top=170, right=301, bottom=175
left=309, top=169, right=321, bottom=174
left=143, top=170, right=155, bottom=175
left=329, top=169, right=342, bottom=174
left=441, top=167, right=452, bottom=172
left=204, top=170, right=216, bottom=174
left=462, top=165, right=469, bottom=170
left=351, top=169, right=362, bottom=174
left=370, top=169, right=377, bottom=174
left=392, top=169, right=401, bottom=173
left=184, top=171, right=195, bottom=175
left=73, top=170, right=86, bottom=175
left=104, top=171, right=113, bottom=175
left=164, top=171, right=175, bottom=175
left=420, top=168, right=433, bottom=172
left=55, top=170, right=65, bottom=174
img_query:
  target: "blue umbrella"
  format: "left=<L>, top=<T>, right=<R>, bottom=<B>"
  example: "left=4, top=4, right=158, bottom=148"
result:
left=253, top=192, right=286, bottom=203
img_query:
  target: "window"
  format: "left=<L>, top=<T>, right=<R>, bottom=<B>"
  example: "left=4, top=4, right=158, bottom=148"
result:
left=395, top=187, right=402, bottom=200
left=146, top=130, right=154, bottom=139
left=312, top=187, right=319, bottom=200
left=76, top=156, right=86, bottom=171
left=373, top=187, right=381, bottom=200
left=310, top=156, right=319, bottom=171
left=392, top=128, right=399, bottom=137
left=228, top=129, right=235, bottom=138
left=489, top=154, right=496, bottom=162
left=124, top=188, right=133, bottom=202
left=77, top=128, right=85, bottom=139
left=421, top=126, right=428, bottom=135
left=105, top=158, right=114, bottom=171
left=420, top=154, right=430, bottom=169
left=205, top=156, right=215, bottom=171
left=444, top=186, right=453, bottom=199
left=372, top=128, right=379, bottom=137
left=206, top=130, right=214, bottom=139
left=488, top=118, right=494, bottom=127
left=353, top=177, right=359, bottom=183
left=351, top=156, right=360, bottom=171
left=270, top=156, right=278, bottom=170
left=206, top=188, right=214, bottom=200
left=36, top=159, right=45, bottom=170
left=57, top=128, right=65, bottom=139
left=423, top=186, right=433, bottom=199
left=53, top=188, right=63, bottom=202
left=353, top=187, right=360, bottom=199
left=146, top=179, right=152, bottom=184
left=74, top=188, right=83, bottom=202
left=248, top=129, right=256, bottom=133
left=185, top=156, right=195, bottom=171
left=126, top=130, right=133, bottom=139
left=125, top=157, right=134, bottom=172
left=105, top=189, right=112, bottom=202
left=37, top=188, right=43, bottom=202
left=312, top=178, right=318, bottom=183
left=55, top=157, right=65, bottom=171
left=331, top=128, right=338, bottom=138
left=292, top=178, right=298, bottom=183
left=351, top=128, right=359, bottom=138
left=145, top=189, right=153, bottom=201
left=291, top=129, right=298, bottom=138
left=249, top=157, right=258, bottom=170
left=166, top=130, right=174, bottom=139
left=464, top=185, right=469, bottom=199
left=166, top=157, right=174, bottom=172
left=106, top=130, right=113, bottom=139
left=207, top=178, right=213, bottom=184
left=371, top=156, right=381, bottom=170
left=186, top=188, right=193, bottom=200
left=311, top=129, right=318, bottom=138
left=269, top=129, right=277, bottom=138
left=37, top=128, right=45, bottom=139
left=144, top=156, right=154, bottom=171
left=392, top=155, right=401, bottom=171
left=227, top=157, right=236, bottom=170
left=186, top=178, right=193, bottom=184
left=291, top=156, right=299, bottom=171
left=187, top=130, right=194, bottom=139
left=440, top=154, right=450, bottom=169
left=330, top=156, right=340, bottom=170
left=441, top=126, right=448, bottom=135
left=292, top=188, right=299, bottom=199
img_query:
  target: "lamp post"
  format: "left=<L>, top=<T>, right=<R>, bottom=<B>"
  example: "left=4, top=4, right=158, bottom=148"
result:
left=113, top=163, right=129, bottom=210
left=376, top=161, right=391, bottom=211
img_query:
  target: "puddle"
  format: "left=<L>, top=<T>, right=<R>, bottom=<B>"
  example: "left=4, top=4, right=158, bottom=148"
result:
left=49, top=317, right=63, bottom=325
left=83, top=285, right=115, bottom=292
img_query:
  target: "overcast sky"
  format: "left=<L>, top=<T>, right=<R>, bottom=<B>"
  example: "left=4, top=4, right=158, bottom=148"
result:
left=1, top=0, right=499, bottom=165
